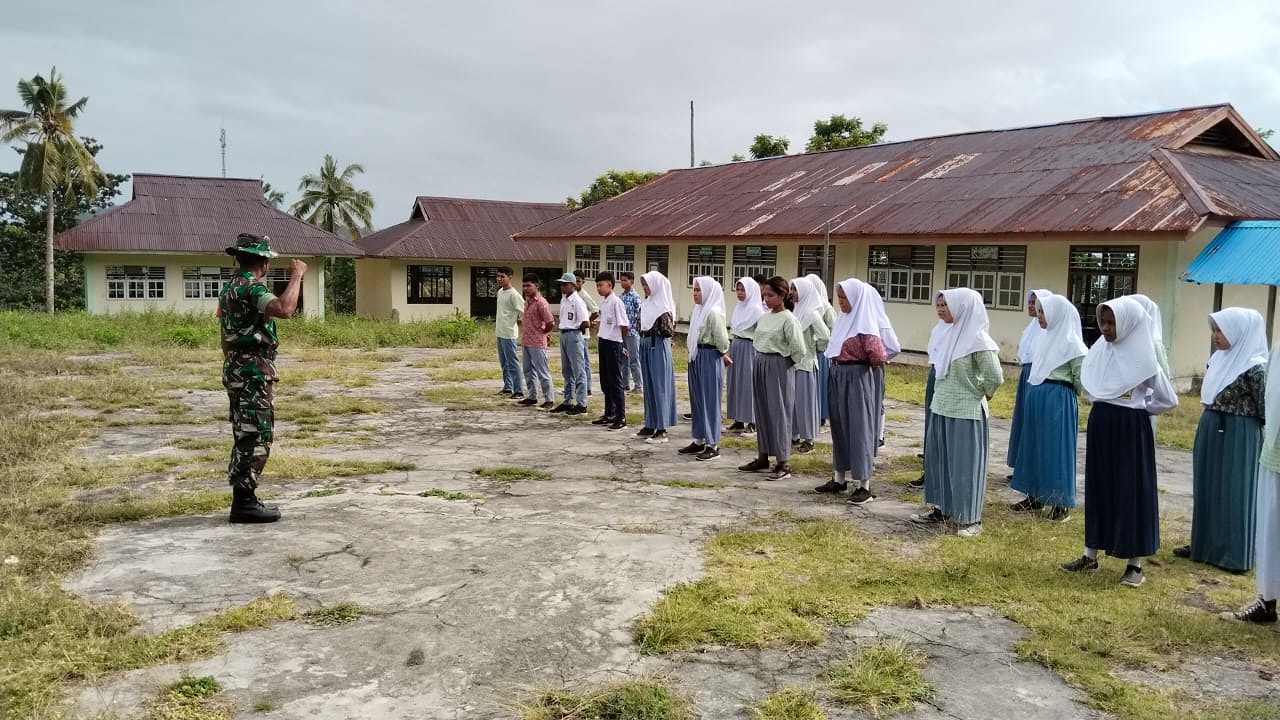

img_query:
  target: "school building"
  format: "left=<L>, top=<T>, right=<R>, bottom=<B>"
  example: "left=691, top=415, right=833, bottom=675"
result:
left=354, top=197, right=568, bottom=320
left=54, top=173, right=359, bottom=318
left=515, top=104, right=1280, bottom=384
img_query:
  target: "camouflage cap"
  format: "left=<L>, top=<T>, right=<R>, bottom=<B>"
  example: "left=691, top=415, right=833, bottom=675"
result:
left=226, top=233, right=278, bottom=258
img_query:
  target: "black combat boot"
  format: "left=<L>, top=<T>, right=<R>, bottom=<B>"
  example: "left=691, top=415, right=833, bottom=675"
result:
left=229, top=486, right=281, bottom=524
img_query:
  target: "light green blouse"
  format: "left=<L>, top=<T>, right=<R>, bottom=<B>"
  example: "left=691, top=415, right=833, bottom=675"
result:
left=1042, top=356, right=1084, bottom=393
left=753, top=310, right=807, bottom=366
left=696, top=310, right=730, bottom=353
left=731, top=318, right=754, bottom=341
left=794, top=310, right=830, bottom=373
left=822, top=306, right=836, bottom=331
left=930, top=350, right=1005, bottom=421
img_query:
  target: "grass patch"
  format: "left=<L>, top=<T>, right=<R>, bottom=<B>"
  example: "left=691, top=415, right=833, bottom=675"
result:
left=175, top=453, right=413, bottom=482
left=65, top=489, right=232, bottom=524
left=418, top=488, right=476, bottom=501
left=657, top=479, right=721, bottom=489
left=420, top=383, right=508, bottom=411
left=518, top=679, right=693, bottom=720
left=276, top=395, right=384, bottom=428
left=821, top=642, right=931, bottom=717
left=170, top=437, right=226, bottom=451
left=631, top=512, right=1277, bottom=720
left=146, top=674, right=229, bottom=720
left=472, top=465, right=553, bottom=482
left=752, top=687, right=827, bottom=720
left=302, top=602, right=363, bottom=627
left=301, top=487, right=347, bottom=498
left=427, top=365, right=503, bottom=383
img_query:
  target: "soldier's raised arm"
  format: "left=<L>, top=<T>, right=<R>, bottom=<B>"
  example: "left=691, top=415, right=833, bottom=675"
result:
left=265, top=259, right=307, bottom=318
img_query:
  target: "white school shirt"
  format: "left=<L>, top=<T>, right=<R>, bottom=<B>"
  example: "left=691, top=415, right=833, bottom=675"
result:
left=1085, top=373, right=1179, bottom=415
left=596, top=292, right=629, bottom=342
left=559, top=292, right=589, bottom=330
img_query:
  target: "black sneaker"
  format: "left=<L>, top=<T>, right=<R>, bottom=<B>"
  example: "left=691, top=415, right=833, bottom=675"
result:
left=591, top=416, right=611, bottom=425
left=738, top=458, right=770, bottom=472
left=1045, top=506, right=1071, bottom=522
left=878, top=438, right=885, bottom=448
left=1172, top=545, right=1192, bottom=559
left=907, top=474, right=925, bottom=490
left=636, top=427, right=655, bottom=438
left=645, top=430, right=670, bottom=445
left=1011, top=497, right=1043, bottom=512
left=510, top=394, right=524, bottom=400
left=796, top=440, right=814, bottom=454
left=847, top=487, right=874, bottom=505
left=518, top=397, right=538, bottom=406
left=909, top=508, right=945, bottom=524
left=916, top=452, right=925, bottom=459
left=608, top=421, right=627, bottom=431
left=569, top=405, right=589, bottom=415
left=768, top=463, right=792, bottom=481
left=727, top=421, right=746, bottom=432
left=539, top=401, right=555, bottom=409
left=1232, top=597, right=1278, bottom=624
left=1061, top=555, right=1100, bottom=573
left=550, top=403, right=571, bottom=414
left=1120, top=565, right=1145, bottom=588
left=695, top=446, right=720, bottom=461
left=814, top=480, right=847, bottom=494
left=498, top=390, right=513, bottom=397
left=742, top=424, right=757, bottom=436
left=678, top=442, right=704, bottom=455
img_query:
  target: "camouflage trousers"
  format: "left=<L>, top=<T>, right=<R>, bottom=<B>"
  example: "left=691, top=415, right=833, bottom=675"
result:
left=226, top=379, right=275, bottom=491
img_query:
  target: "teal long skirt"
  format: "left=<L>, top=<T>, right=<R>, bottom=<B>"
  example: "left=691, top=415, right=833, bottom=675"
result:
left=1191, top=409, right=1262, bottom=572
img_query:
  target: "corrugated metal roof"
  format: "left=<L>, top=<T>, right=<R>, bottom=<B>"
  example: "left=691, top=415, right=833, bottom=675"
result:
left=1170, top=150, right=1280, bottom=218
left=1183, top=220, right=1280, bottom=285
left=517, top=104, right=1280, bottom=242
left=55, top=174, right=361, bottom=256
left=358, top=197, right=567, bottom=262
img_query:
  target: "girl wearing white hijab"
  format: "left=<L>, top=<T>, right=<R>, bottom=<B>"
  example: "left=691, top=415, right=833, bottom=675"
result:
left=727, top=277, right=766, bottom=434
left=911, top=288, right=1003, bottom=536
left=1011, top=293, right=1087, bottom=520
left=1125, top=293, right=1172, bottom=379
left=807, top=273, right=837, bottom=426
left=869, top=286, right=902, bottom=448
left=1007, top=289, right=1053, bottom=479
left=788, top=277, right=831, bottom=453
left=815, top=278, right=893, bottom=504
left=1233, top=333, right=1280, bottom=624
left=739, top=276, right=808, bottom=481
left=636, top=271, right=679, bottom=444
left=1174, top=308, right=1267, bottom=572
left=680, top=277, right=732, bottom=461
left=1062, top=296, right=1178, bottom=588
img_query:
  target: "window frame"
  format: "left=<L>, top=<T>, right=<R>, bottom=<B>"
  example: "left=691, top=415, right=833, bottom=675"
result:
left=945, top=245, right=1026, bottom=310
left=604, top=244, right=634, bottom=277
left=687, top=244, right=726, bottom=288
left=574, top=244, right=601, bottom=279
left=406, top=264, right=454, bottom=305
left=731, top=244, right=777, bottom=282
left=107, top=265, right=166, bottom=301
left=867, top=245, right=934, bottom=304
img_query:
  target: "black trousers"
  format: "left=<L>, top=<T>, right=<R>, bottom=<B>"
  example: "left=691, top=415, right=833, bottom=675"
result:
left=599, top=338, right=626, bottom=421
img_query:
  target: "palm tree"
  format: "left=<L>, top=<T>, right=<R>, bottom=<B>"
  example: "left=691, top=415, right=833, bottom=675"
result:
left=262, top=180, right=286, bottom=209
left=1, top=68, right=103, bottom=312
left=290, top=155, right=374, bottom=238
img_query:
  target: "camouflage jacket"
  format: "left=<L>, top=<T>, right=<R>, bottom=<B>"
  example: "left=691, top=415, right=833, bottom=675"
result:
left=219, top=271, right=279, bottom=385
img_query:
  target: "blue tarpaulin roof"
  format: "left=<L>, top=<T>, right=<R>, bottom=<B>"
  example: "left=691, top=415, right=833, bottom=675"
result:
left=1183, top=220, right=1280, bottom=285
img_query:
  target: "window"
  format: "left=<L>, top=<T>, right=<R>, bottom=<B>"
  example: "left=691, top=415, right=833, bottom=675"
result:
left=106, top=266, right=165, bottom=300
left=645, top=245, right=669, bottom=276
left=867, top=246, right=934, bottom=303
left=1068, top=246, right=1139, bottom=345
left=605, top=245, right=634, bottom=276
left=687, top=245, right=726, bottom=287
left=731, top=245, right=777, bottom=281
left=945, top=245, right=1026, bottom=309
left=407, top=264, right=452, bottom=304
left=574, top=244, right=601, bottom=278
left=797, top=245, right=836, bottom=289
left=524, top=267, right=564, bottom=304
left=182, top=266, right=233, bottom=299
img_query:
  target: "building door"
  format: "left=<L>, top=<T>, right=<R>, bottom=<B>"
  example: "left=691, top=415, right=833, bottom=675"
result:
left=1067, top=247, right=1138, bottom=345
left=470, top=267, right=501, bottom=318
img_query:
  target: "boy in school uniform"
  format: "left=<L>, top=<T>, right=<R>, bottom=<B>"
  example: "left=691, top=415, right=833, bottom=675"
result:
left=518, top=273, right=556, bottom=409
left=619, top=271, right=644, bottom=392
left=575, top=271, right=600, bottom=396
left=552, top=273, right=590, bottom=415
left=494, top=267, right=525, bottom=398
left=593, top=271, right=630, bottom=430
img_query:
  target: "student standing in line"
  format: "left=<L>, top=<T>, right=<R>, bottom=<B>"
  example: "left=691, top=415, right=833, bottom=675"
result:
left=636, top=270, right=678, bottom=444
left=1007, top=289, right=1052, bottom=480
left=517, top=273, right=556, bottom=409
left=1126, top=293, right=1172, bottom=379
left=592, top=271, right=631, bottom=430
left=739, top=276, right=806, bottom=481
left=1061, top=297, right=1178, bottom=588
left=911, top=288, right=1004, bottom=537
left=907, top=320, right=947, bottom=491
left=619, top=271, right=644, bottom=393
left=789, top=277, right=830, bottom=454
left=680, top=276, right=731, bottom=461
left=1230, top=335, right=1280, bottom=624
left=816, top=278, right=892, bottom=504
left=494, top=267, right=527, bottom=399
left=1011, top=293, right=1087, bottom=521
left=869, top=285, right=901, bottom=446
left=551, top=272, right=590, bottom=416
left=575, top=271, right=600, bottom=397
left=1174, top=308, right=1267, bottom=572
left=727, top=277, right=766, bottom=435
left=807, top=273, right=837, bottom=427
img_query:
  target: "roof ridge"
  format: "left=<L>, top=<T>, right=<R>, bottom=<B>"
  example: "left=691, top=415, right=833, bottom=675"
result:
left=132, top=173, right=262, bottom=183
left=414, top=195, right=565, bottom=208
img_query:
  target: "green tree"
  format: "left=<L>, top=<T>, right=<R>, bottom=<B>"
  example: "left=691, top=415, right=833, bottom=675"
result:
left=1, top=68, right=104, bottom=312
left=290, top=154, right=374, bottom=238
left=262, top=181, right=285, bottom=208
left=805, top=114, right=887, bottom=152
left=731, top=153, right=746, bottom=162
left=566, top=169, right=661, bottom=210
left=749, top=134, right=790, bottom=159
left=1257, top=127, right=1275, bottom=140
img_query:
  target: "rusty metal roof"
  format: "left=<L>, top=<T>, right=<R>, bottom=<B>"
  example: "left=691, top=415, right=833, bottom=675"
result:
left=517, top=105, right=1280, bottom=242
left=358, top=197, right=568, bottom=262
left=55, top=174, right=361, bottom=256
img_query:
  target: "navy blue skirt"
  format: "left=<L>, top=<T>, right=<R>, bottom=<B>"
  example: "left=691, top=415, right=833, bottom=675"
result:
left=1007, top=363, right=1031, bottom=469
left=1085, top=402, right=1159, bottom=558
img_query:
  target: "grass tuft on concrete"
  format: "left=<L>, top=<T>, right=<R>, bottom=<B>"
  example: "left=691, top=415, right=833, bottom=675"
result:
left=146, top=674, right=229, bottom=720
left=472, top=465, right=553, bottom=482
left=751, top=687, right=828, bottom=720
left=418, top=488, right=477, bottom=501
left=302, top=603, right=363, bottom=627
left=821, top=642, right=931, bottom=717
left=519, top=679, right=693, bottom=720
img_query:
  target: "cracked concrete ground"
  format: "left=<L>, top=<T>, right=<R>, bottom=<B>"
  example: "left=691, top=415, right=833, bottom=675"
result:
left=60, top=349, right=1233, bottom=718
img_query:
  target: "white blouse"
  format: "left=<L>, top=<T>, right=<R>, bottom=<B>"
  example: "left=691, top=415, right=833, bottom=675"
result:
left=1086, top=372, right=1178, bottom=415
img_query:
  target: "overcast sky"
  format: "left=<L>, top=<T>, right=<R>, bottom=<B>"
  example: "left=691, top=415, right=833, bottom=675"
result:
left=4, top=1, right=1280, bottom=227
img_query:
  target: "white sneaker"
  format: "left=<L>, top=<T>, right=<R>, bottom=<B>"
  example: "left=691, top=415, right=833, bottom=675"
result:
left=956, top=523, right=983, bottom=537
left=645, top=432, right=670, bottom=445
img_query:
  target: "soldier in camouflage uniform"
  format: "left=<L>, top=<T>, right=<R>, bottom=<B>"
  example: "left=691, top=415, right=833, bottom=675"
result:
left=219, top=233, right=307, bottom=523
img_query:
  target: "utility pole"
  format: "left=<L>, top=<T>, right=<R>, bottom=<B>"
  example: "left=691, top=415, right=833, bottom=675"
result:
left=220, top=127, right=227, bottom=178
left=689, top=100, right=695, bottom=168
left=823, top=219, right=832, bottom=288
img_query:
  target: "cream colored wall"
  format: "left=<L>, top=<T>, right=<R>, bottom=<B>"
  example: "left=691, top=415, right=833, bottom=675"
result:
left=357, top=259, right=565, bottom=322
left=84, top=253, right=326, bottom=318
left=354, top=258, right=394, bottom=319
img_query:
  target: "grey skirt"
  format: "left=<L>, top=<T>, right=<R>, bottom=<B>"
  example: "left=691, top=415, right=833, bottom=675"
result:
left=726, top=336, right=756, bottom=424
left=924, top=412, right=989, bottom=525
left=792, top=368, right=819, bottom=441
left=830, top=363, right=884, bottom=480
left=753, top=352, right=795, bottom=460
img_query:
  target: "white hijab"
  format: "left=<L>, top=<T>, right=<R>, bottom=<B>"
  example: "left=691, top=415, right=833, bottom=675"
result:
left=639, top=270, right=675, bottom=331
left=1028, top=294, right=1087, bottom=385
left=806, top=273, right=832, bottom=314
left=1201, top=307, right=1268, bottom=405
left=730, top=276, right=766, bottom=333
left=1017, top=289, right=1053, bottom=364
left=869, top=286, right=901, bottom=359
left=791, top=276, right=824, bottom=330
left=1125, top=293, right=1171, bottom=377
left=927, top=288, right=999, bottom=379
left=825, top=278, right=882, bottom=358
left=1080, top=296, right=1161, bottom=400
left=687, top=276, right=725, bottom=360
